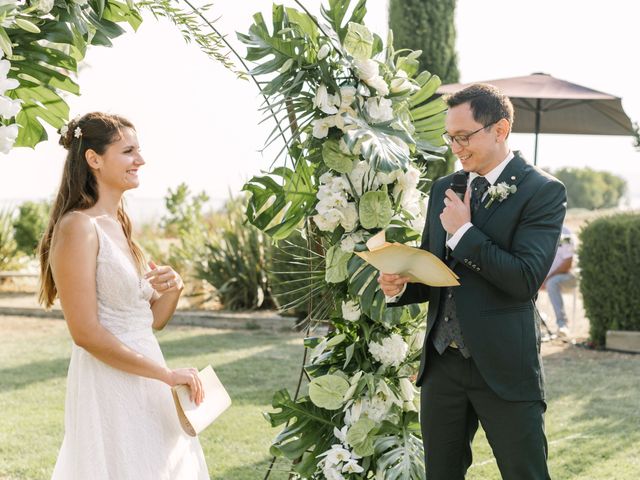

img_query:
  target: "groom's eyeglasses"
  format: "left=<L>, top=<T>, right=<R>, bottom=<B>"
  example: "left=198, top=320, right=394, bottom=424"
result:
left=443, top=120, right=498, bottom=147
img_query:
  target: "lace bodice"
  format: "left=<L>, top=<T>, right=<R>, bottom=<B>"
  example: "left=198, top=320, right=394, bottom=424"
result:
left=88, top=215, right=155, bottom=336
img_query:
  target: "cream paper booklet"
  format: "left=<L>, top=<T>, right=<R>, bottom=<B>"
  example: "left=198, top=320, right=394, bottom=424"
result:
left=172, top=365, right=232, bottom=436
left=355, top=231, right=460, bottom=287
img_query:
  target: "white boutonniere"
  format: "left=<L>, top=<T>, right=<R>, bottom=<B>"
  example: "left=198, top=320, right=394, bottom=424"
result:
left=485, top=182, right=517, bottom=208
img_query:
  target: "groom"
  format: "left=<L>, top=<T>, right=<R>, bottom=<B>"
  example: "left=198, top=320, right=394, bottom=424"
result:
left=379, top=84, right=566, bottom=479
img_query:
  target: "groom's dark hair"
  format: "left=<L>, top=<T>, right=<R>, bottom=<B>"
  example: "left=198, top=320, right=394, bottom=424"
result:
left=445, top=83, right=514, bottom=131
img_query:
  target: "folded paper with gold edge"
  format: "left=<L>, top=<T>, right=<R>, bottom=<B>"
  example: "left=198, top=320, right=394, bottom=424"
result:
left=355, top=231, right=459, bottom=287
left=171, top=365, right=231, bottom=436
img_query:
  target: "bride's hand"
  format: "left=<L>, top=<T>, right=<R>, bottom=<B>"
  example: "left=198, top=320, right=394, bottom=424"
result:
left=168, top=368, right=204, bottom=405
left=145, top=260, right=184, bottom=294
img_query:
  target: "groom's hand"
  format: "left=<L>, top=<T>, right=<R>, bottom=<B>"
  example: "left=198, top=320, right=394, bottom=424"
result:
left=440, top=188, right=471, bottom=235
left=378, top=273, right=410, bottom=297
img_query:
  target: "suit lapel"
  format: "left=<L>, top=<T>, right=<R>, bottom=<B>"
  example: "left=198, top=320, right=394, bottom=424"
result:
left=472, top=152, right=531, bottom=230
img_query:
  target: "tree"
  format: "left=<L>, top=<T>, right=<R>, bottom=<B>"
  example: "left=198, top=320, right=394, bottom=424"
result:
left=553, top=167, right=626, bottom=210
left=389, top=0, right=460, bottom=181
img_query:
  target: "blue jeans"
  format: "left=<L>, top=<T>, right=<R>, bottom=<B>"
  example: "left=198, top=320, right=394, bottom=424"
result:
left=546, top=273, right=574, bottom=328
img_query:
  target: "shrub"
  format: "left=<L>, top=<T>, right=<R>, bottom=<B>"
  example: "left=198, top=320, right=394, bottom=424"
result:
left=13, top=200, right=50, bottom=255
left=553, top=167, right=626, bottom=210
left=0, top=207, right=19, bottom=270
left=578, top=212, right=640, bottom=346
left=196, top=197, right=276, bottom=310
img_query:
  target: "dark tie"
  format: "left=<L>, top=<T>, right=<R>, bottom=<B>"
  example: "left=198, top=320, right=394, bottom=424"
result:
left=470, top=176, right=490, bottom=214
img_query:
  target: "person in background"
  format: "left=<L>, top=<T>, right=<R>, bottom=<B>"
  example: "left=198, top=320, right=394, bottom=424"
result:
left=540, top=226, right=575, bottom=337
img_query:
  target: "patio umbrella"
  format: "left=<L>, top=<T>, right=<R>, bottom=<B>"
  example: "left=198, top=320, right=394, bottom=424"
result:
left=437, top=73, right=635, bottom=165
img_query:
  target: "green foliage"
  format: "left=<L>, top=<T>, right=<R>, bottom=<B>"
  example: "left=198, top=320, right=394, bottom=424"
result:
left=3, top=0, right=143, bottom=148
left=162, top=182, right=211, bottom=237
left=389, top=0, right=459, bottom=181
left=13, top=200, right=50, bottom=255
left=196, top=197, right=276, bottom=310
left=388, top=0, right=459, bottom=84
left=553, top=167, right=626, bottom=210
left=0, top=206, right=19, bottom=270
left=578, top=212, right=640, bottom=346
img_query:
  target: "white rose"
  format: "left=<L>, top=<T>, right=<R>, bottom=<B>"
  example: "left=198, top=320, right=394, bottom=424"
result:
left=366, top=97, right=394, bottom=123
left=354, top=58, right=378, bottom=81
left=0, top=123, right=19, bottom=154
left=341, top=299, right=361, bottom=321
left=0, top=96, right=21, bottom=119
left=338, top=86, right=357, bottom=108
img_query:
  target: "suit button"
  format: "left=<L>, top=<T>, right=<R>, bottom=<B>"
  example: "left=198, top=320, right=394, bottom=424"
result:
left=444, top=316, right=450, bottom=322
left=448, top=292, right=453, bottom=299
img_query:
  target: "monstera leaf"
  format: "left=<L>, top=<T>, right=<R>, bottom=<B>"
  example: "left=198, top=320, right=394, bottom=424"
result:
left=374, top=414, right=425, bottom=480
left=264, top=389, right=336, bottom=477
left=343, top=116, right=416, bottom=173
left=243, top=153, right=316, bottom=240
left=320, top=0, right=367, bottom=43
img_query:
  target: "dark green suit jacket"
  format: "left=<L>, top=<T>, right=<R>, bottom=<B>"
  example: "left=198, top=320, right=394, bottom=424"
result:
left=395, top=152, right=566, bottom=402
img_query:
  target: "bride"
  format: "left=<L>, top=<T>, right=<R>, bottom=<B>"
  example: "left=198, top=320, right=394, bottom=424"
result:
left=38, top=112, right=210, bottom=479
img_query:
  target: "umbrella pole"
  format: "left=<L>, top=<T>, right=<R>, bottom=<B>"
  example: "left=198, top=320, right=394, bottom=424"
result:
left=533, top=99, right=541, bottom=166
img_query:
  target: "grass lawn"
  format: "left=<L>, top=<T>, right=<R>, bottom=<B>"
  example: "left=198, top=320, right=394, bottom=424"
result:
left=1, top=316, right=639, bottom=479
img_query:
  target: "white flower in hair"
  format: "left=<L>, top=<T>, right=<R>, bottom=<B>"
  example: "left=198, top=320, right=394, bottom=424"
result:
left=60, top=125, right=69, bottom=137
left=74, top=126, right=82, bottom=138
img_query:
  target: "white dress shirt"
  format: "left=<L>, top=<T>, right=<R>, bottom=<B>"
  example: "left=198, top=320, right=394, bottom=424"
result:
left=386, top=151, right=514, bottom=303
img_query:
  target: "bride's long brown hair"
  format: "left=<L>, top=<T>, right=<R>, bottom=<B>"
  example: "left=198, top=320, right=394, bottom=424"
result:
left=38, top=112, right=145, bottom=309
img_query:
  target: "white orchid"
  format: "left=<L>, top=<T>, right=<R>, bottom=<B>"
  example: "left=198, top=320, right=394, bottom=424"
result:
left=0, top=96, right=21, bottom=119
left=341, top=299, right=361, bottom=321
left=342, top=458, right=365, bottom=474
left=325, top=444, right=352, bottom=465
left=333, top=425, right=349, bottom=445
left=365, top=96, right=394, bottom=123
left=0, top=123, right=19, bottom=154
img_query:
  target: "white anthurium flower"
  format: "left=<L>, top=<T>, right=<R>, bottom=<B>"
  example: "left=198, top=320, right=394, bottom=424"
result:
left=0, top=96, right=21, bottom=119
left=0, top=123, right=19, bottom=154
left=312, top=116, right=337, bottom=139
left=339, top=202, right=358, bottom=231
left=365, top=97, right=394, bottom=123
left=314, top=84, right=339, bottom=115
left=341, top=299, right=361, bottom=321
left=318, top=43, right=331, bottom=60
left=342, top=458, right=365, bottom=474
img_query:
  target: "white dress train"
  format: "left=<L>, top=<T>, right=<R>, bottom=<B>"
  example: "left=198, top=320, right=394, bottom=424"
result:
left=51, top=214, right=210, bottom=479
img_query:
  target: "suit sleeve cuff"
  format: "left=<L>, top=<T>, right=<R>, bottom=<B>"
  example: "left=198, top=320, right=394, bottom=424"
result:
left=385, top=284, right=407, bottom=303
left=446, top=222, right=473, bottom=250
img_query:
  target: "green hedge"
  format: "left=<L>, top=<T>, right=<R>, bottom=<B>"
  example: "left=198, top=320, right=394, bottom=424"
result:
left=579, top=212, right=640, bottom=346
left=553, top=167, right=626, bottom=210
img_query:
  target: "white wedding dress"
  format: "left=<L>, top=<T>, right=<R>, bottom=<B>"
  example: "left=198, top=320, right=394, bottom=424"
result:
left=52, top=214, right=210, bottom=479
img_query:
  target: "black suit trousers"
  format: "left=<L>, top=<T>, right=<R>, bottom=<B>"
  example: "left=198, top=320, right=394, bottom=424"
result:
left=420, top=344, right=551, bottom=480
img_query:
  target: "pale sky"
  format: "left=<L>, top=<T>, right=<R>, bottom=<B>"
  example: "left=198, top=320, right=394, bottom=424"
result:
left=2, top=0, right=639, bottom=219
